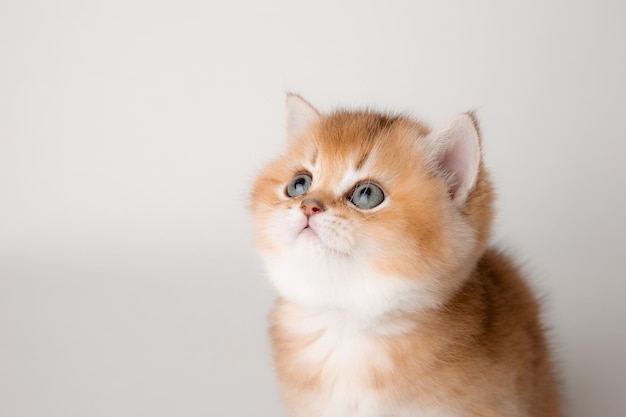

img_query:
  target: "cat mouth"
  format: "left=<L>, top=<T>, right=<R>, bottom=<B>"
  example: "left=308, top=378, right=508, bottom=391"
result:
left=298, top=224, right=349, bottom=255
left=298, top=223, right=324, bottom=243
left=300, top=225, right=318, bottom=236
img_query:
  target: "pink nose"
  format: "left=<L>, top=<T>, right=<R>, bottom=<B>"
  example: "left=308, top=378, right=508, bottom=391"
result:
left=300, top=198, right=325, bottom=217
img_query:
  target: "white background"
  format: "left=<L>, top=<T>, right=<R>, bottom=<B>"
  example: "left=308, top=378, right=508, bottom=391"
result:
left=1, top=1, right=624, bottom=416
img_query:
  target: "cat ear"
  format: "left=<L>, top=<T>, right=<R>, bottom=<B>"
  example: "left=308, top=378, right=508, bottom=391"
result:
left=425, top=113, right=481, bottom=205
left=286, top=94, right=321, bottom=142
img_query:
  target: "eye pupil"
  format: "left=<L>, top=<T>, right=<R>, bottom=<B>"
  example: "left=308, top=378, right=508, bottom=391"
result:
left=359, top=188, right=371, bottom=204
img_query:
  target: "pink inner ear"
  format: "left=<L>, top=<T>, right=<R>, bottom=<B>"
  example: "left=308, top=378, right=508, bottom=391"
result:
left=441, top=138, right=470, bottom=199
left=430, top=114, right=480, bottom=204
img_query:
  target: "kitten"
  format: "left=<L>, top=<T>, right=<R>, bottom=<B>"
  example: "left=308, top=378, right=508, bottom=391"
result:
left=251, top=94, right=563, bottom=417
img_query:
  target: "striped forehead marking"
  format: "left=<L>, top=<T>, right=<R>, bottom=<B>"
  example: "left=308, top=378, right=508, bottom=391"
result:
left=307, top=150, right=376, bottom=197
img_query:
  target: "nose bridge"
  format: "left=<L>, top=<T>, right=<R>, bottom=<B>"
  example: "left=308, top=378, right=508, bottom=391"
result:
left=304, top=188, right=333, bottom=203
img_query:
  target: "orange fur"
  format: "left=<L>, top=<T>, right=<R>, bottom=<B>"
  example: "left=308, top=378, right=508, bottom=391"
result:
left=251, top=96, right=563, bottom=417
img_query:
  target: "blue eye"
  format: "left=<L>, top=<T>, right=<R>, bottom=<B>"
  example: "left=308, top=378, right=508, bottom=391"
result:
left=350, top=183, right=384, bottom=209
left=286, top=173, right=312, bottom=197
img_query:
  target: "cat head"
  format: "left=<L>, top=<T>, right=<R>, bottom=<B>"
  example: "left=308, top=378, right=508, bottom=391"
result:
left=251, top=95, right=494, bottom=318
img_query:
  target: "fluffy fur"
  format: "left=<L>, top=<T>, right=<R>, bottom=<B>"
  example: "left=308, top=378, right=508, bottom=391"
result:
left=250, top=95, right=563, bottom=417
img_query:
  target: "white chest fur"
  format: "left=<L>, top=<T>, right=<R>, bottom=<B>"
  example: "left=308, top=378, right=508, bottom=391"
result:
left=283, top=309, right=389, bottom=417
left=276, top=307, right=449, bottom=417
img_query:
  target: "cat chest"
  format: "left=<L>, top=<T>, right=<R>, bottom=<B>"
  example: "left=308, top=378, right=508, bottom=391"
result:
left=276, top=316, right=455, bottom=417
left=301, top=323, right=390, bottom=379
left=290, top=325, right=392, bottom=416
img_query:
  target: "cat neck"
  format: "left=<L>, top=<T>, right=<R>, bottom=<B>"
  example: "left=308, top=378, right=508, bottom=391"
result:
left=272, top=297, right=421, bottom=338
left=266, top=254, right=453, bottom=324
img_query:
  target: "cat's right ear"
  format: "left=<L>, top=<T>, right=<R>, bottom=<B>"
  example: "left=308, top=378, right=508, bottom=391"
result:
left=286, top=94, right=321, bottom=142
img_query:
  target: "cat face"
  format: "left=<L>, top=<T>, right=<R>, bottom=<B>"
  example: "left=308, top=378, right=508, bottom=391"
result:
left=251, top=96, right=493, bottom=318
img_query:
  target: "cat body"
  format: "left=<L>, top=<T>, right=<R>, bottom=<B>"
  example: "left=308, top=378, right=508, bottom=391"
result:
left=251, top=95, right=562, bottom=417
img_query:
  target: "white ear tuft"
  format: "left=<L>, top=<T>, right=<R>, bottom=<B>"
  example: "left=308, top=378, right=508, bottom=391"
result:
left=286, top=94, right=321, bottom=142
left=426, top=113, right=481, bottom=205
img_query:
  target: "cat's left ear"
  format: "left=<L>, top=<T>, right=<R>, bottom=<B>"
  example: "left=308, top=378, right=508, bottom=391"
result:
left=286, top=94, right=321, bottom=142
left=425, top=113, right=481, bottom=205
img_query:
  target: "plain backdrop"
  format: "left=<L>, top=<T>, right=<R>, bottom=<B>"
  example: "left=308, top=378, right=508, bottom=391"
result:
left=1, top=1, right=625, bottom=416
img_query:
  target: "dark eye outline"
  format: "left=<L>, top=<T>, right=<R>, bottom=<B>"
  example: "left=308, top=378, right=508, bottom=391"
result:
left=286, top=173, right=313, bottom=198
left=348, top=181, right=385, bottom=209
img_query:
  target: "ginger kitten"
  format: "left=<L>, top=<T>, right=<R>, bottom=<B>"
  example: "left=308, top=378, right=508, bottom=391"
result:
left=251, top=95, right=563, bottom=417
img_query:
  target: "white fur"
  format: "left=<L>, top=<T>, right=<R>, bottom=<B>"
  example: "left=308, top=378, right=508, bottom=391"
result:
left=275, top=304, right=460, bottom=417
